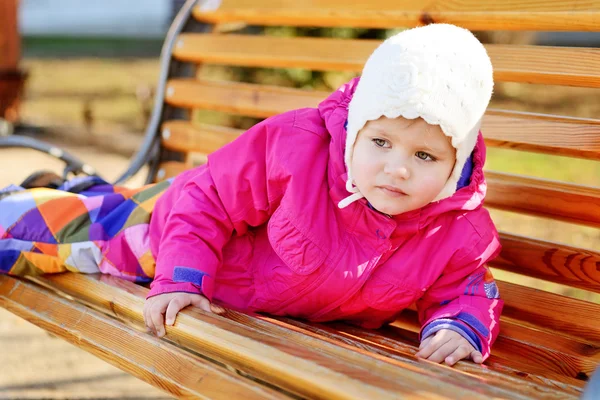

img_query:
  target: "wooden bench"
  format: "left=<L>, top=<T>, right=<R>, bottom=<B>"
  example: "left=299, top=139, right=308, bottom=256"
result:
left=1, top=0, right=600, bottom=398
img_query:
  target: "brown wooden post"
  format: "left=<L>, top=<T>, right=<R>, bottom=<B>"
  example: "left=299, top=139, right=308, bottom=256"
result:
left=0, top=0, right=26, bottom=123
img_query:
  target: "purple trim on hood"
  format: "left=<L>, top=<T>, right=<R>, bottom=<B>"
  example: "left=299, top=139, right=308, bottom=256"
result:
left=457, top=154, right=473, bottom=190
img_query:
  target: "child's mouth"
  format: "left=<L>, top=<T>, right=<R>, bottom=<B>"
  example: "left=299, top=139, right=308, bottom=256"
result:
left=379, top=185, right=407, bottom=197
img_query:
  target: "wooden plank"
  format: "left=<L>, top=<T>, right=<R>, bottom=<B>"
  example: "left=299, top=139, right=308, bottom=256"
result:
left=391, top=310, right=594, bottom=387
left=492, top=321, right=600, bottom=381
left=173, top=33, right=375, bottom=72
left=155, top=161, right=190, bottom=182
left=174, top=34, right=600, bottom=88
left=0, top=276, right=288, bottom=400
left=259, top=316, right=585, bottom=398
left=161, top=120, right=243, bottom=154
left=483, top=110, right=600, bottom=160
left=162, top=113, right=600, bottom=161
left=485, top=171, right=600, bottom=228
left=332, top=314, right=587, bottom=392
left=487, top=45, right=600, bottom=88
left=164, top=79, right=327, bottom=118
left=498, top=280, right=600, bottom=344
left=33, top=273, right=508, bottom=400
left=492, top=233, right=600, bottom=294
left=193, top=0, right=600, bottom=31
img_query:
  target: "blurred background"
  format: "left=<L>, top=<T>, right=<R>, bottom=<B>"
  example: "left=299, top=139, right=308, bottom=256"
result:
left=1, top=0, right=599, bottom=398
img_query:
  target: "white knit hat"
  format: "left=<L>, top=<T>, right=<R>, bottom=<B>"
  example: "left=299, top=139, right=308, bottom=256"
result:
left=340, top=24, right=493, bottom=209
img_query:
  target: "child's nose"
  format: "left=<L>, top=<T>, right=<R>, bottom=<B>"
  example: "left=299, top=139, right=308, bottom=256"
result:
left=385, top=162, right=410, bottom=179
left=396, top=166, right=410, bottom=179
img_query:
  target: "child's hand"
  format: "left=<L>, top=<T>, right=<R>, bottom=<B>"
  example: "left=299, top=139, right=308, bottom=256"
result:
left=415, top=329, right=483, bottom=366
left=143, top=292, right=225, bottom=337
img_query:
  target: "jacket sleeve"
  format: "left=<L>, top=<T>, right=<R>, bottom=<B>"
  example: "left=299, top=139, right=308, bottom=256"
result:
left=148, top=112, right=297, bottom=300
left=416, top=229, right=503, bottom=360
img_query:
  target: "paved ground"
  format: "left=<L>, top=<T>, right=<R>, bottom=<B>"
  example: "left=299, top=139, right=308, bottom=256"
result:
left=0, top=141, right=173, bottom=399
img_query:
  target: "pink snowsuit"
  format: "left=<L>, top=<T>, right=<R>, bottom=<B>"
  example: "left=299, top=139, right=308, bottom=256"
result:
left=148, top=78, right=503, bottom=359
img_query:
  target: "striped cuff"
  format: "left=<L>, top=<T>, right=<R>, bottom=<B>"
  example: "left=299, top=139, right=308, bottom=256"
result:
left=421, top=318, right=482, bottom=352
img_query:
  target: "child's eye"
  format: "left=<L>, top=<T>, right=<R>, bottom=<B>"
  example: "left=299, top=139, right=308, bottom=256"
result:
left=372, top=138, right=389, bottom=148
left=415, top=151, right=435, bottom=161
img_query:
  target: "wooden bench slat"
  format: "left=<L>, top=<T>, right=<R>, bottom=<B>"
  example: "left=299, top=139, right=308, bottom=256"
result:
left=164, top=79, right=326, bottom=118
left=489, top=44, right=600, bottom=87
left=35, top=273, right=515, bottom=400
left=174, top=33, right=375, bottom=72
left=484, top=110, right=600, bottom=160
left=162, top=113, right=600, bottom=160
left=492, top=321, right=600, bottom=380
left=0, top=276, right=288, bottom=400
left=193, top=0, right=600, bottom=31
left=156, top=161, right=190, bottom=182
left=391, top=311, right=594, bottom=386
left=161, top=120, right=243, bottom=154
left=258, top=315, right=583, bottom=399
left=493, top=233, right=600, bottom=294
left=176, top=34, right=600, bottom=88
left=498, top=280, right=600, bottom=344
left=275, top=314, right=585, bottom=395
left=485, top=171, right=600, bottom=228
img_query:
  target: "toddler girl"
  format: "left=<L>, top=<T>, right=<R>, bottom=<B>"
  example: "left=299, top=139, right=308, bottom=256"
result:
left=1, top=24, right=502, bottom=366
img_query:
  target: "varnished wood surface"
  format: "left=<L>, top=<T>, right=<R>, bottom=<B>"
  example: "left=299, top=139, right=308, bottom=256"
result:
left=23, top=273, right=582, bottom=400
left=0, top=275, right=289, bottom=400
left=498, top=280, right=600, bottom=344
left=160, top=113, right=600, bottom=161
left=193, top=0, right=600, bottom=31
left=174, top=34, right=600, bottom=88
left=485, top=171, right=600, bottom=228
left=494, top=233, right=600, bottom=293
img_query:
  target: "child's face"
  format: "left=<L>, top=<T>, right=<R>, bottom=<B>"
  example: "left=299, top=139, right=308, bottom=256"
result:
left=351, top=116, right=456, bottom=216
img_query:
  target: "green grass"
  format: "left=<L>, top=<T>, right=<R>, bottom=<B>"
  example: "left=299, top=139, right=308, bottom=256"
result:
left=486, top=148, right=600, bottom=187
left=23, top=36, right=163, bottom=58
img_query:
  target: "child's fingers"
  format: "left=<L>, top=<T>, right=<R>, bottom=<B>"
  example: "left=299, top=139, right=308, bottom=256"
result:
left=165, top=296, right=188, bottom=326
left=416, top=333, right=451, bottom=359
left=418, top=335, right=433, bottom=351
left=444, top=344, right=473, bottom=366
left=163, top=294, right=225, bottom=330
left=142, top=305, right=150, bottom=332
left=190, top=295, right=212, bottom=313
left=149, top=301, right=168, bottom=337
left=470, top=350, right=484, bottom=364
left=143, top=301, right=158, bottom=335
left=421, top=339, right=457, bottom=364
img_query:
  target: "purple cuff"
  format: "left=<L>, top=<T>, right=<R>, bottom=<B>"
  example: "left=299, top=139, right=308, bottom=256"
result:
left=147, top=280, right=202, bottom=299
left=172, top=266, right=215, bottom=300
left=421, top=318, right=482, bottom=352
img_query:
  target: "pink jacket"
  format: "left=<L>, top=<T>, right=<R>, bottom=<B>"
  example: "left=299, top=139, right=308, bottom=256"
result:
left=149, top=78, right=503, bottom=358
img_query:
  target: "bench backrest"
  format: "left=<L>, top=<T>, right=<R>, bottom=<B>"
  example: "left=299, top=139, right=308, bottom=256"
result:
left=148, top=0, right=600, bottom=382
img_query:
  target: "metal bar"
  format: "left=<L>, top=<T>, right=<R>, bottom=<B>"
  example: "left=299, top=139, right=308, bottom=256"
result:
left=115, top=0, right=211, bottom=185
